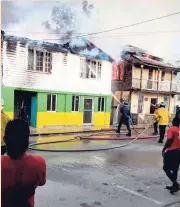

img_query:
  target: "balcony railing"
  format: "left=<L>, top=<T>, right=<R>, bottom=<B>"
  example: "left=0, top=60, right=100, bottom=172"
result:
left=171, top=82, right=180, bottom=92
left=132, top=78, right=180, bottom=93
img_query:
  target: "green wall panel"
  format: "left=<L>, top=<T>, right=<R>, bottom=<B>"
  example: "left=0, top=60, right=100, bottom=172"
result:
left=79, top=96, right=84, bottom=112
left=105, top=96, right=111, bottom=112
left=94, top=97, right=99, bottom=112
left=2, top=86, right=112, bottom=113
left=37, top=93, right=47, bottom=112
left=57, top=94, right=66, bottom=112
left=65, top=94, right=72, bottom=112
left=2, top=86, right=14, bottom=112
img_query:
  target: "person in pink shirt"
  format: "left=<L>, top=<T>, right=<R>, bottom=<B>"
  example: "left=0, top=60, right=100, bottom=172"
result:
left=1, top=119, right=46, bottom=207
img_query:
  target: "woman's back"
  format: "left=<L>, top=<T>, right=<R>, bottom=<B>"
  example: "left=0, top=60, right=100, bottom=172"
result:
left=1, top=153, right=46, bottom=207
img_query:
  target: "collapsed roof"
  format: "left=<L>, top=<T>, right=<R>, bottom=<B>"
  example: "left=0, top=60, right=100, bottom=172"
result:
left=4, top=35, right=114, bottom=62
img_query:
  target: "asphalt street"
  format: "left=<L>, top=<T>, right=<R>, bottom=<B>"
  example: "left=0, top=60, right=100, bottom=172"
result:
left=29, top=133, right=180, bottom=207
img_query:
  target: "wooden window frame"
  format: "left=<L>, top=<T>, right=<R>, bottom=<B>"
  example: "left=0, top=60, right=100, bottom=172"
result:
left=98, top=97, right=105, bottom=112
left=161, top=71, right=166, bottom=81
left=27, top=48, right=52, bottom=73
left=47, top=94, right=57, bottom=112
left=80, top=57, right=102, bottom=79
left=72, top=95, right=80, bottom=112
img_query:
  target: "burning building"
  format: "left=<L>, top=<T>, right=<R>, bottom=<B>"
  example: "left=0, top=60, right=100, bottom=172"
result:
left=2, top=35, right=113, bottom=128
left=111, top=45, right=180, bottom=124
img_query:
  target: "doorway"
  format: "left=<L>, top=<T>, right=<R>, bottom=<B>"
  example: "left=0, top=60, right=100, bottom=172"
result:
left=83, top=98, right=93, bottom=124
left=14, top=90, right=37, bottom=127
left=150, top=98, right=157, bottom=114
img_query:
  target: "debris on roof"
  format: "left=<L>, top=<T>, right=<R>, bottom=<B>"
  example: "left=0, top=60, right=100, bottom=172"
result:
left=63, top=38, right=114, bottom=62
left=4, top=35, right=113, bottom=62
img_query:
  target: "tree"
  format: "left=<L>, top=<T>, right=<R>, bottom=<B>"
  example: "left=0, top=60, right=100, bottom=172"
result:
left=43, top=0, right=95, bottom=43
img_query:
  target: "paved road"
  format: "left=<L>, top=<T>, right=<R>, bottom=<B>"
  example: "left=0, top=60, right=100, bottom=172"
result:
left=29, top=135, right=180, bottom=207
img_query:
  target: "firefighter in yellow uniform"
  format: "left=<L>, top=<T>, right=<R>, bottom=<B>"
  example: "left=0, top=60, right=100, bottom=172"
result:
left=1, top=99, right=10, bottom=155
left=154, top=102, right=171, bottom=144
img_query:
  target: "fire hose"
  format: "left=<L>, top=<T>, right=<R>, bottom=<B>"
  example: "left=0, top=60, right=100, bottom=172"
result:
left=28, top=117, right=155, bottom=152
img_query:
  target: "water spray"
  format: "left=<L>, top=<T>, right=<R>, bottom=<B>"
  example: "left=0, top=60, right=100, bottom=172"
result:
left=86, top=62, right=145, bottom=134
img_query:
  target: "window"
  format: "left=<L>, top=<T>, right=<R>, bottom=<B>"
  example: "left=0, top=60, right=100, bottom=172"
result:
left=148, top=69, right=153, bottom=80
left=36, top=51, right=43, bottom=72
left=98, top=97, right=105, bottom=112
left=138, top=94, right=144, bottom=113
left=161, top=71, right=165, bottom=81
left=28, top=49, right=34, bottom=71
left=72, top=96, right=79, bottom=111
left=80, top=58, right=102, bottom=79
left=45, top=52, right=52, bottom=73
left=28, top=49, right=52, bottom=73
left=150, top=98, right=157, bottom=114
left=47, top=94, right=56, bottom=111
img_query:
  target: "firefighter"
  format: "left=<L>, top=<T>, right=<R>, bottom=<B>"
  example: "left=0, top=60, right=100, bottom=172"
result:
left=155, top=102, right=171, bottom=143
left=175, top=105, right=180, bottom=118
left=116, top=101, right=131, bottom=136
left=153, top=103, right=159, bottom=135
left=1, top=99, right=10, bottom=155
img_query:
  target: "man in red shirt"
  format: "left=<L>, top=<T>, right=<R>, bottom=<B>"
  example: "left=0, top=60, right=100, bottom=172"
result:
left=1, top=119, right=46, bottom=207
left=162, top=116, right=180, bottom=194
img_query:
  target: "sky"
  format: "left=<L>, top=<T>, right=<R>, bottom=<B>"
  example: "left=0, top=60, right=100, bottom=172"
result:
left=2, top=0, right=180, bottom=64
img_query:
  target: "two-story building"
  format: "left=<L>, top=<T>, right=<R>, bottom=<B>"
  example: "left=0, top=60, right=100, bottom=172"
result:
left=111, top=45, right=180, bottom=124
left=2, top=35, right=113, bottom=128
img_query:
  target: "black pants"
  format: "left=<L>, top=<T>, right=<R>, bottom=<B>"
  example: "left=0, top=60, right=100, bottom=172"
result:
left=163, top=149, right=180, bottom=184
left=153, top=121, right=158, bottom=133
left=1, top=146, right=6, bottom=155
left=117, top=117, right=131, bottom=132
left=159, top=125, right=167, bottom=142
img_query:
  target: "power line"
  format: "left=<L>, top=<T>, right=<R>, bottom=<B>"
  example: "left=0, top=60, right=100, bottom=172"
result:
left=38, top=30, right=180, bottom=41
left=4, top=30, right=86, bottom=35
left=75, top=11, right=180, bottom=38
left=5, top=30, right=180, bottom=36
left=4, top=11, right=180, bottom=38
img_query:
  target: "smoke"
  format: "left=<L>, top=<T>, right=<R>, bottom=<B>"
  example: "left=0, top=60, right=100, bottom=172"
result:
left=2, top=1, right=100, bottom=44
left=2, top=0, right=180, bottom=61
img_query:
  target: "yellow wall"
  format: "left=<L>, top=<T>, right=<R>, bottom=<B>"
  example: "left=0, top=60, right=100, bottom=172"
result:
left=130, top=92, right=139, bottom=113
left=5, top=112, right=13, bottom=119
left=93, top=112, right=110, bottom=126
left=169, top=96, right=175, bottom=114
left=130, top=92, right=175, bottom=115
left=36, top=112, right=83, bottom=128
left=37, top=112, right=110, bottom=128
left=3, top=111, right=110, bottom=128
left=142, top=94, right=175, bottom=114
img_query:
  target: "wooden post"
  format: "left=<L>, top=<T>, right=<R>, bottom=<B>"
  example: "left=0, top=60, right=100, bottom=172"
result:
left=140, top=64, right=143, bottom=89
left=169, top=71, right=173, bottom=112
left=157, top=68, right=160, bottom=101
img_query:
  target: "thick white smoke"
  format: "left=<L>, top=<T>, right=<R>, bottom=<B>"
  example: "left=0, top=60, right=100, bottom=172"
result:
left=2, top=0, right=180, bottom=61
left=2, top=1, right=101, bottom=44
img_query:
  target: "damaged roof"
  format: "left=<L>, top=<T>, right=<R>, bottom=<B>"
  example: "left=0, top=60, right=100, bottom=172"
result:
left=5, top=35, right=68, bottom=53
left=62, top=38, right=114, bottom=62
left=4, top=35, right=113, bottom=62
left=133, top=55, right=180, bottom=72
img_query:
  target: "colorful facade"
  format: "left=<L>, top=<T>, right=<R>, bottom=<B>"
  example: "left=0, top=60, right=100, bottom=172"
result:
left=111, top=46, right=180, bottom=124
left=2, top=86, right=111, bottom=128
left=2, top=36, right=113, bottom=128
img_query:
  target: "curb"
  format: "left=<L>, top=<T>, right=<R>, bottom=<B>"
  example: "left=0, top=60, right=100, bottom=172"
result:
left=30, top=126, right=150, bottom=136
left=30, top=129, right=112, bottom=136
left=78, top=135, right=159, bottom=141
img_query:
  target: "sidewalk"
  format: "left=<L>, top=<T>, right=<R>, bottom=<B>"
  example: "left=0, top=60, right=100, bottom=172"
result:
left=30, top=124, right=153, bottom=136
